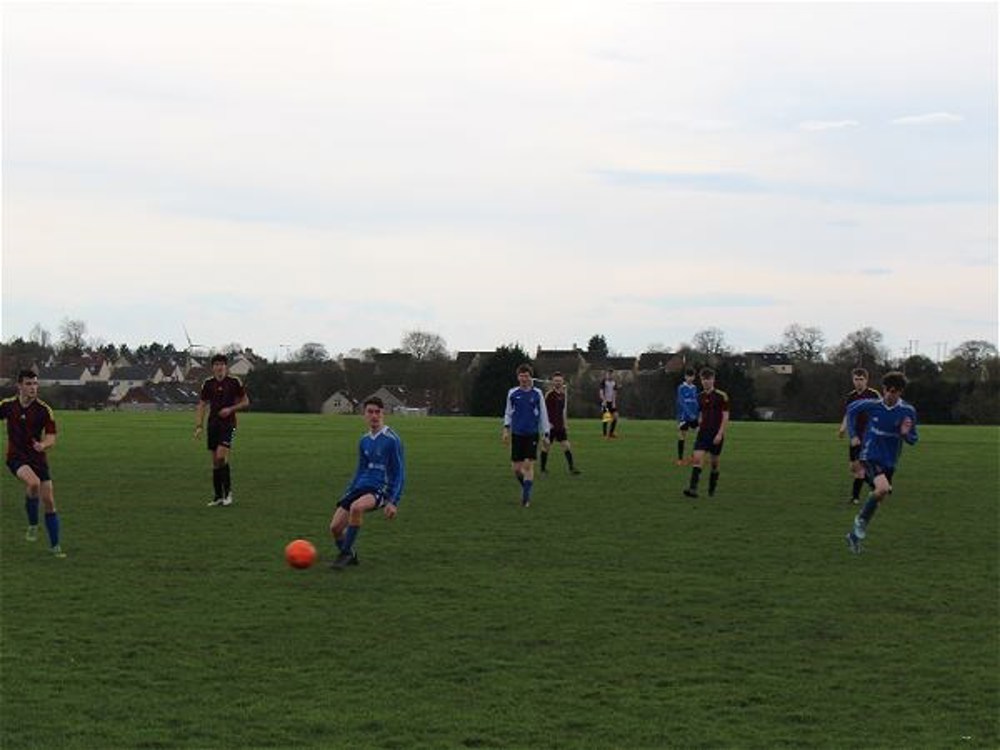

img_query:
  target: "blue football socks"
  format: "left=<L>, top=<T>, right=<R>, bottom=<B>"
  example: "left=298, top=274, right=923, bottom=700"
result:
left=44, top=512, right=60, bottom=548
left=342, top=524, right=360, bottom=552
left=860, top=495, right=879, bottom=523
left=25, top=496, right=40, bottom=526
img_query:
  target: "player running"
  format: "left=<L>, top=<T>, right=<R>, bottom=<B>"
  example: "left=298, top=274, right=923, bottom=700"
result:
left=1, top=370, right=65, bottom=557
left=844, top=371, right=919, bottom=554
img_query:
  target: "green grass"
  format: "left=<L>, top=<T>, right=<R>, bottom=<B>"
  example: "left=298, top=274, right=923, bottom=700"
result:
left=2, top=413, right=998, bottom=749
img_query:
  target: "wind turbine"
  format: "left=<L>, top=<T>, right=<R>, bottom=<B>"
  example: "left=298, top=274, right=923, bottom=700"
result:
left=182, top=325, right=208, bottom=371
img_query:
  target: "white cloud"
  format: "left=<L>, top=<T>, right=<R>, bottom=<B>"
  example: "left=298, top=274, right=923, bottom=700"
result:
left=799, top=120, right=861, bottom=131
left=891, top=112, right=965, bottom=125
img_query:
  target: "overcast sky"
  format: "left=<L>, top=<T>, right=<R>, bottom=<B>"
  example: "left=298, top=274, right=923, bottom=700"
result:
left=1, top=1, right=996, bottom=362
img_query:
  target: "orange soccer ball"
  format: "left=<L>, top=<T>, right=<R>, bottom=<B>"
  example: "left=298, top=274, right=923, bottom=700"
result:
left=284, top=539, right=317, bottom=569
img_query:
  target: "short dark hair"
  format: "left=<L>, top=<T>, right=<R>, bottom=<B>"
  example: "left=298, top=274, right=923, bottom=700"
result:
left=699, top=367, right=716, bottom=378
left=517, top=363, right=533, bottom=376
left=684, top=367, right=696, bottom=377
left=882, top=371, right=908, bottom=391
left=17, top=369, right=38, bottom=383
left=551, top=371, right=563, bottom=378
left=363, top=396, right=384, bottom=410
left=211, top=354, right=228, bottom=365
left=851, top=368, right=869, bottom=378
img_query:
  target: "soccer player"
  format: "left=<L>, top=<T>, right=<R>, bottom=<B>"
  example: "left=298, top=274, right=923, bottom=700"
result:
left=683, top=368, right=730, bottom=499
left=194, top=353, right=250, bottom=506
left=0, top=370, right=65, bottom=557
left=675, top=367, right=700, bottom=465
left=539, top=372, right=581, bottom=475
left=598, top=368, right=619, bottom=438
left=837, top=367, right=882, bottom=504
left=844, top=371, right=918, bottom=554
left=329, top=396, right=405, bottom=569
left=502, top=363, right=551, bottom=507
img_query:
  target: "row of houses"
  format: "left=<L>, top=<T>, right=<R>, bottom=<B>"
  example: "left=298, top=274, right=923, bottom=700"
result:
left=7, top=346, right=793, bottom=414
left=318, top=349, right=793, bottom=415
left=7, top=353, right=258, bottom=405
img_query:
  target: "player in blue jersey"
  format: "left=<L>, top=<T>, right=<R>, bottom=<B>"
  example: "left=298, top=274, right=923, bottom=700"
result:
left=675, top=368, right=700, bottom=465
left=330, top=396, right=405, bottom=569
left=502, top=363, right=551, bottom=507
left=0, top=370, right=65, bottom=557
left=844, top=371, right=919, bottom=554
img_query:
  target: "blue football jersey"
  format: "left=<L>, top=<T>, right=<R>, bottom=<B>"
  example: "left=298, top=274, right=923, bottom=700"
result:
left=676, top=382, right=700, bottom=421
left=846, top=398, right=918, bottom=469
left=345, top=426, right=405, bottom=504
left=503, top=386, right=550, bottom=436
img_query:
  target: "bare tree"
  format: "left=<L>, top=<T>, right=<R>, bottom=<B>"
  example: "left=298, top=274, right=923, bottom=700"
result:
left=692, top=327, right=731, bottom=357
left=400, top=330, right=448, bottom=361
left=828, top=327, right=889, bottom=368
left=57, top=318, right=87, bottom=354
left=28, top=323, right=52, bottom=348
left=780, top=324, right=826, bottom=362
left=294, top=342, right=330, bottom=362
left=949, top=340, right=998, bottom=368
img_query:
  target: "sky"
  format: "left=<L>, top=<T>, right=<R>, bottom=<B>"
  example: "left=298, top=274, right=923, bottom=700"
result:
left=1, top=0, right=997, bottom=363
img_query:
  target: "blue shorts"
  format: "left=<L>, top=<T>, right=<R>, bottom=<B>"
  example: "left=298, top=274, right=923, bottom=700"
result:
left=6, top=457, right=51, bottom=482
left=694, top=432, right=724, bottom=456
left=207, top=423, right=236, bottom=451
left=337, top=487, right=388, bottom=511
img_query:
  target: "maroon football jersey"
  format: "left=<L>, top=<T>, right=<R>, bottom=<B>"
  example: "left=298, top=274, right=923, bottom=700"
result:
left=698, top=389, right=730, bottom=434
left=200, top=376, right=246, bottom=427
left=0, top=397, right=56, bottom=463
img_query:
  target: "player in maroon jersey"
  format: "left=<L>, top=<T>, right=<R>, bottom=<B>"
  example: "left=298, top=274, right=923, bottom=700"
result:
left=539, top=372, right=581, bottom=475
left=837, top=368, right=881, bottom=504
left=683, top=368, right=730, bottom=499
left=0, top=370, right=65, bottom=556
left=194, top=354, right=250, bottom=506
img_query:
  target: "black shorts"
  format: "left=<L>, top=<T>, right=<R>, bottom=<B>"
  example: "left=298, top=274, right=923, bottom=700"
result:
left=548, top=426, right=568, bottom=443
left=849, top=444, right=862, bottom=462
left=510, top=433, right=539, bottom=462
left=6, top=457, right=51, bottom=482
left=863, top=461, right=894, bottom=486
left=694, top=432, right=724, bottom=456
left=678, top=419, right=699, bottom=431
left=602, top=402, right=618, bottom=415
left=337, top=486, right=388, bottom=511
left=207, top=422, right=236, bottom=451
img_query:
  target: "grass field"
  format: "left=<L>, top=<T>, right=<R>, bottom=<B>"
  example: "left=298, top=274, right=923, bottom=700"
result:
left=1, top=412, right=997, bottom=749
